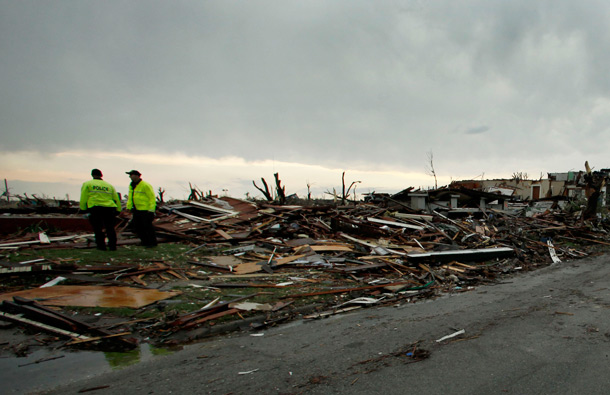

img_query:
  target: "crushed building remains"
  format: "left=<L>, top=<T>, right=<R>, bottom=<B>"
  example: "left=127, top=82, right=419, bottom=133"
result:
left=1, top=167, right=610, bottom=354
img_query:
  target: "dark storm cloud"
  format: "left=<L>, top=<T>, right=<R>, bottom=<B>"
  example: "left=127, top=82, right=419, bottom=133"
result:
left=2, top=0, right=610, bottom=177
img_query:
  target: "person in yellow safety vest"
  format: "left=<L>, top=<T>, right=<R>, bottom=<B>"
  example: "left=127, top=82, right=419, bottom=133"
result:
left=80, top=169, right=122, bottom=251
left=126, top=170, right=157, bottom=247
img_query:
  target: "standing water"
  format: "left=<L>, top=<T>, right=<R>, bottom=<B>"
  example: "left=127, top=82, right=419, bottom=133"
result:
left=0, top=344, right=175, bottom=393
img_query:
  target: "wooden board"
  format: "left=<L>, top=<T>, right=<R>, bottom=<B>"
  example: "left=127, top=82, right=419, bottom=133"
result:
left=0, top=286, right=180, bottom=308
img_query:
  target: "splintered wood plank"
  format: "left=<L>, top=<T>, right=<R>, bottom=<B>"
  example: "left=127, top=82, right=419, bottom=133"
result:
left=130, top=275, right=147, bottom=286
left=359, top=255, right=402, bottom=260
left=233, top=261, right=263, bottom=275
left=215, top=229, right=233, bottom=240
left=309, top=245, right=353, bottom=252
left=186, top=308, right=240, bottom=328
left=442, top=265, right=466, bottom=273
left=274, top=254, right=307, bottom=266
left=167, top=270, right=188, bottom=280
left=283, top=282, right=412, bottom=298
left=367, top=217, right=424, bottom=230
left=449, top=261, right=477, bottom=270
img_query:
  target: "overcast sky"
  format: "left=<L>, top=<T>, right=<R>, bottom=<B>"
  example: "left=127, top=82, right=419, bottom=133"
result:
left=2, top=1, right=610, bottom=201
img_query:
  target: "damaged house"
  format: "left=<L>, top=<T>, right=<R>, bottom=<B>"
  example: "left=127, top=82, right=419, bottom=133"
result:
left=391, top=169, right=610, bottom=218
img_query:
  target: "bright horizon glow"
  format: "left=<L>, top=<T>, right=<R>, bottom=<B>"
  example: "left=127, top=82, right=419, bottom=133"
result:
left=0, top=149, right=515, bottom=201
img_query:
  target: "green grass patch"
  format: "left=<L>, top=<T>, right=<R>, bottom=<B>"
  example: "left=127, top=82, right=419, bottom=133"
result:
left=7, top=243, right=193, bottom=268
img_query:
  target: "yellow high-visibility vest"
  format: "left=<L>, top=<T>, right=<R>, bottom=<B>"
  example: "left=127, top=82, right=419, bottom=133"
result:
left=127, top=180, right=156, bottom=212
left=80, top=179, right=121, bottom=211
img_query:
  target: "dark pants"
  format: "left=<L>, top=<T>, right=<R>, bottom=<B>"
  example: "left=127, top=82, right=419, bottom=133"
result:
left=132, top=210, right=157, bottom=247
left=88, top=206, right=117, bottom=250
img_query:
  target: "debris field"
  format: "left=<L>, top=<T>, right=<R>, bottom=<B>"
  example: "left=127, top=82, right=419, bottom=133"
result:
left=1, top=193, right=609, bottom=355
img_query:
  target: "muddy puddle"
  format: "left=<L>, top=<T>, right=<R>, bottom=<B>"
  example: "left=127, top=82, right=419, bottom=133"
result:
left=1, top=343, right=177, bottom=394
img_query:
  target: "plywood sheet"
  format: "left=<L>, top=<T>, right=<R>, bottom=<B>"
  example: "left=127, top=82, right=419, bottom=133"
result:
left=0, top=286, right=180, bottom=308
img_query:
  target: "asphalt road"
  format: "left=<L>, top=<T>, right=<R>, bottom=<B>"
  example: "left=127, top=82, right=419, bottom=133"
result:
left=36, top=254, right=610, bottom=394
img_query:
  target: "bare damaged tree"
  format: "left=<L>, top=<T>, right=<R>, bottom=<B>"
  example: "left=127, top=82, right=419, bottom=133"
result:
left=511, top=172, right=528, bottom=181
left=3, top=179, right=10, bottom=203
left=583, top=161, right=606, bottom=221
left=157, top=187, right=165, bottom=204
left=352, top=183, right=359, bottom=203
left=323, top=187, right=339, bottom=203
left=30, top=194, right=47, bottom=207
left=253, top=177, right=273, bottom=202
left=274, top=173, right=286, bottom=204
left=188, top=182, right=204, bottom=201
left=341, top=171, right=361, bottom=204
left=425, top=151, right=438, bottom=189
left=342, top=171, right=347, bottom=204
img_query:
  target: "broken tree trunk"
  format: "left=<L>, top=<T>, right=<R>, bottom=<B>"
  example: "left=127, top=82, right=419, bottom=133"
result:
left=583, top=161, right=606, bottom=220
left=253, top=178, right=273, bottom=201
left=274, top=173, right=286, bottom=204
left=341, top=171, right=361, bottom=204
